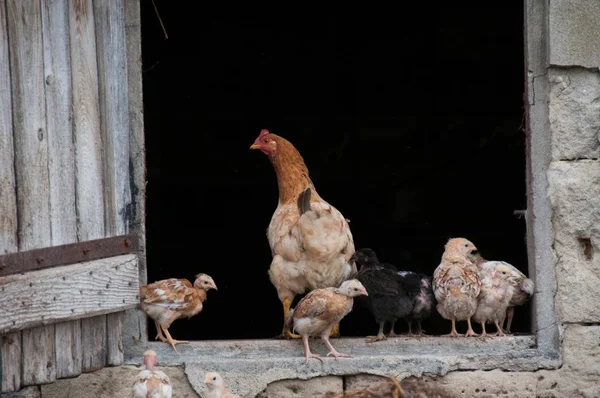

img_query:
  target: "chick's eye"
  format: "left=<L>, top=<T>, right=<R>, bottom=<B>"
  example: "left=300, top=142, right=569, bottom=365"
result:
left=212, top=377, right=217, bottom=381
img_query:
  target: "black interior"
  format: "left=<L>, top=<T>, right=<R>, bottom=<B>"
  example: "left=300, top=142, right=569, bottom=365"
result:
left=141, top=3, right=529, bottom=340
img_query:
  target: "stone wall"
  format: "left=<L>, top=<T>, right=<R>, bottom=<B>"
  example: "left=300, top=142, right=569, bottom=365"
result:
left=3, top=1, right=600, bottom=397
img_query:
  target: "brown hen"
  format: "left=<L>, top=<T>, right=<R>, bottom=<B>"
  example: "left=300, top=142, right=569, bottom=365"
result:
left=251, top=129, right=356, bottom=339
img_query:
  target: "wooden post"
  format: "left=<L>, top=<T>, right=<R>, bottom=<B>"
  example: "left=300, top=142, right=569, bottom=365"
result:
left=6, top=0, right=56, bottom=386
left=0, top=0, right=20, bottom=392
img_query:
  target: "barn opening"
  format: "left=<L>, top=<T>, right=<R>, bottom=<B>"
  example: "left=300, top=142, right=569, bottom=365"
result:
left=140, top=3, right=528, bottom=340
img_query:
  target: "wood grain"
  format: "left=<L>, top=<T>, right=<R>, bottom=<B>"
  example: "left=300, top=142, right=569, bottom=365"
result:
left=0, top=254, right=139, bottom=334
left=0, top=0, right=20, bottom=392
left=6, top=0, right=55, bottom=387
left=69, top=0, right=105, bottom=242
left=21, top=326, right=56, bottom=386
left=41, top=0, right=83, bottom=379
left=106, top=311, right=124, bottom=365
left=69, top=0, right=107, bottom=373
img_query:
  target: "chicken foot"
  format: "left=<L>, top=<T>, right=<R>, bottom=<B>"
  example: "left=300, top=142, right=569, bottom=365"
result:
left=366, top=322, right=387, bottom=343
left=442, top=317, right=460, bottom=337
left=479, top=321, right=492, bottom=340
left=279, top=298, right=301, bottom=339
left=492, top=320, right=506, bottom=337
left=322, top=334, right=352, bottom=359
left=302, top=335, right=323, bottom=364
left=465, top=317, right=479, bottom=337
left=387, top=321, right=401, bottom=337
left=161, top=326, right=189, bottom=353
left=154, top=320, right=167, bottom=342
left=504, top=306, right=515, bottom=334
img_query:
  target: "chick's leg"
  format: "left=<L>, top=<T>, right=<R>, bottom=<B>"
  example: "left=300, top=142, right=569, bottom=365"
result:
left=465, top=317, right=479, bottom=337
left=161, top=326, right=188, bottom=353
left=302, top=335, right=323, bottom=364
left=479, top=321, right=490, bottom=339
left=154, top=320, right=167, bottom=342
left=388, top=321, right=400, bottom=337
left=279, top=298, right=301, bottom=339
left=366, top=322, right=387, bottom=343
left=493, top=319, right=506, bottom=337
left=505, top=307, right=515, bottom=334
left=415, top=320, right=428, bottom=336
left=442, top=317, right=460, bottom=337
left=323, top=334, right=352, bottom=359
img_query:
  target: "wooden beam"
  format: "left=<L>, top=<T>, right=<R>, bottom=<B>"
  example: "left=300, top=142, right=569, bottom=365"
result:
left=0, top=0, right=20, bottom=392
left=0, top=254, right=140, bottom=334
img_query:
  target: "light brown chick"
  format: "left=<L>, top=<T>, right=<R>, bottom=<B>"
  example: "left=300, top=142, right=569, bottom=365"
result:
left=472, top=261, right=516, bottom=337
left=287, top=279, right=368, bottom=363
left=433, top=238, right=481, bottom=337
left=203, top=372, right=240, bottom=398
left=139, top=273, right=217, bottom=352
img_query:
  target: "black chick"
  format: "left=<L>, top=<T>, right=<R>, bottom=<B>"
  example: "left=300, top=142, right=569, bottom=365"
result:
left=394, top=269, right=435, bottom=336
left=351, top=248, right=414, bottom=343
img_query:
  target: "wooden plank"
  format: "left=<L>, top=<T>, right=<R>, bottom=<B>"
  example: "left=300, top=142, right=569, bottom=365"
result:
left=6, top=0, right=55, bottom=387
left=21, top=326, right=56, bottom=386
left=81, top=316, right=106, bottom=372
left=0, top=254, right=139, bottom=334
left=93, top=0, right=131, bottom=367
left=106, top=312, right=123, bottom=365
left=54, top=320, right=82, bottom=378
left=94, top=0, right=131, bottom=236
left=123, top=0, right=148, bottom=352
left=1, top=332, right=21, bottom=393
left=69, top=0, right=105, bottom=242
left=0, top=0, right=21, bottom=392
left=69, top=0, right=107, bottom=374
left=41, top=0, right=81, bottom=378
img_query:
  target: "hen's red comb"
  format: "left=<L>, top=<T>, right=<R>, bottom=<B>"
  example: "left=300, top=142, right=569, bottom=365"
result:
left=259, top=129, right=270, bottom=137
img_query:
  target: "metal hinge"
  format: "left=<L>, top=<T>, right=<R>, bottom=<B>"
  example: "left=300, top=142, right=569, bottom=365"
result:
left=0, top=233, right=140, bottom=277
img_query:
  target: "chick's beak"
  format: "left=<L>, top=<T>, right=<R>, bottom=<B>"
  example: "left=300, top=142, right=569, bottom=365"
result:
left=361, top=289, right=369, bottom=296
left=210, top=283, right=218, bottom=291
left=250, top=143, right=261, bottom=150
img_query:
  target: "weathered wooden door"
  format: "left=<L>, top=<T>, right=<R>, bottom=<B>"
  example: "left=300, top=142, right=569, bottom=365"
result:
left=0, top=0, right=145, bottom=392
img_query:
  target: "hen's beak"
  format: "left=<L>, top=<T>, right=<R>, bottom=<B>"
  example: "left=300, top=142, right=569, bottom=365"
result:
left=250, top=144, right=260, bottom=150
left=210, top=283, right=218, bottom=291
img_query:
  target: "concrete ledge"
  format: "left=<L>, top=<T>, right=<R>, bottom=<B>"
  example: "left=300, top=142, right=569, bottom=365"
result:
left=125, top=336, right=560, bottom=397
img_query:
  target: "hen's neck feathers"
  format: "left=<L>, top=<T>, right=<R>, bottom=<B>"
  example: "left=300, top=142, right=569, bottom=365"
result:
left=269, top=135, right=319, bottom=204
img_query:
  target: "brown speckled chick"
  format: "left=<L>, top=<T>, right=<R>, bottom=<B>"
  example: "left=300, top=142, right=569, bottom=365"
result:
left=472, top=261, right=517, bottom=337
left=433, top=238, right=481, bottom=337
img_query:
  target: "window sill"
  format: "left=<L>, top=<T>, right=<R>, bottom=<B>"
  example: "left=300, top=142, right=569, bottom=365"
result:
left=125, top=336, right=560, bottom=397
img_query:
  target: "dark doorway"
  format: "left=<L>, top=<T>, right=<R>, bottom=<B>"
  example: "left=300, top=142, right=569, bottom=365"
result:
left=141, top=4, right=528, bottom=340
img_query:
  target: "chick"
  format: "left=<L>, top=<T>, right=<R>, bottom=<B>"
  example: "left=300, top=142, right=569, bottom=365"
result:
left=132, top=350, right=172, bottom=398
left=203, top=372, right=240, bottom=398
left=395, top=270, right=435, bottom=337
left=472, top=261, right=516, bottom=337
left=475, top=256, right=534, bottom=334
left=285, top=279, right=368, bottom=363
left=433, top=238, right=481, bottom=337
left=351, top=249, right=415, bottom=342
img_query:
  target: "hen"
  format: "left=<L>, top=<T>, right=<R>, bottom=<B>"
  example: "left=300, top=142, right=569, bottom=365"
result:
left=351, top=248, right=415, bottom=342
left=251, top=129, right=356, bottom=339
left=132, top=350, right=172, bottom=398
left=203, top=372, right=240, bottom=398
left=285, top=279, right=368, bottom=363
left=433, top=238, right=481, bottom=337
left=139, top=273, right=217, bottom=352
left=472, top=261, right=516, bottom=337
left=475, top=256, right=534, bottom=334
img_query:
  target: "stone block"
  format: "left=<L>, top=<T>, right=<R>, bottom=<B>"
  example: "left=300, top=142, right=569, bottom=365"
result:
left=256, top=376, right=343, bottom=398
left=549, top=69, right=600, bottom=161
left=548, top=161, right=600, bottom=322
left=344, top=374, right=389, bottom=392
left=434, top=369, right=537, bottom=398
left=0, top=387, right=40, bottom=398
left=549, top=0, right=600, bottom=69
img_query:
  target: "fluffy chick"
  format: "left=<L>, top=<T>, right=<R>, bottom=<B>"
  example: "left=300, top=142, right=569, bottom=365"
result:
left=433, top=238, right=481, bottom=337
left=203, top=372, right=240, bottom=398
left=475, top=256, right=534, bottom=334
left=286, top=279, right=368, bottom=363
left=351, top=249, right=415, bottom=342
left=472, top=261, right=517, bottom=337
left=132, top=350, right=172, bottom=398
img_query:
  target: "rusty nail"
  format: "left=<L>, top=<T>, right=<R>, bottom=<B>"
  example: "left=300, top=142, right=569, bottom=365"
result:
left=83, top=249, right=90, bottom=255
left=36, top=257, right=44, bottom=264
left=124, top=238, right=131, bottom=247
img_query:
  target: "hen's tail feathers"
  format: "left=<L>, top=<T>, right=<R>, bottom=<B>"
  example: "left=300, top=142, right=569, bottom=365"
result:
left=284, top=307, right=295, bottom=332
left=298, top=188, right=312, bottom=215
